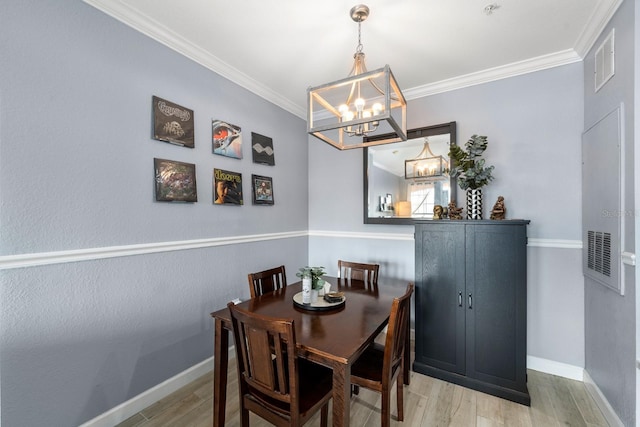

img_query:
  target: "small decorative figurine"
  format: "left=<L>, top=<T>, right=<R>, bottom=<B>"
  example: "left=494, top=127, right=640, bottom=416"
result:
left=490, top=196, right=506, bottom=220
left=433, top=204, right=443, bottom=219
left=448, top=200, right=464, bottom=220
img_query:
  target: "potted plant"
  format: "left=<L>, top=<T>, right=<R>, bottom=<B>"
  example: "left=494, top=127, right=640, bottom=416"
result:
left=296, top=266, right=326, bottom=303
left=448, top=135, right=495, bottom=219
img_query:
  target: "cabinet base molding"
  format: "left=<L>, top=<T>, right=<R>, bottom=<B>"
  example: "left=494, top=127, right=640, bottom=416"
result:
left=413, top=361, right=531, bottom=406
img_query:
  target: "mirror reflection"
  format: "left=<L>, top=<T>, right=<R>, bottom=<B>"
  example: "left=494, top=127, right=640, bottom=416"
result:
left=363, top=122, right=457, bottom=224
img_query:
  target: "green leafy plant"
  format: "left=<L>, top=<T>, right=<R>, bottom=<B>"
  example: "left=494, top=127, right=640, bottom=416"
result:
left=296, top=266, right=326, bottom=290
left=448, top=135, right=495, bottom=190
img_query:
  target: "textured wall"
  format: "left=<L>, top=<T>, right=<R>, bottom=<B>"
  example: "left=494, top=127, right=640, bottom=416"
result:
left=583, top=0, right=636, bottom=425
left=0, top=1, right=308, bottom=425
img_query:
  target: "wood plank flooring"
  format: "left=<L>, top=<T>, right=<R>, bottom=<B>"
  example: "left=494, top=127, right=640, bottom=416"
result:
left=117, top=346, right=609, bottom=427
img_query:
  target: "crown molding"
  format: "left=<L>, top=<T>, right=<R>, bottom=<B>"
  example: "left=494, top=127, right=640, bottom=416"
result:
left=573, top=0, right=623, bottom=57
left=403, top=49, right=581, bottom=100
left=84, top=0, right=619, bottom=117
left=82, top=0, right=305, bottom=118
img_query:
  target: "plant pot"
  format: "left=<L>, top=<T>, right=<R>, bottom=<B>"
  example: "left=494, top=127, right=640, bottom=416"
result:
left=310, top=289, right=319, bottom=303
left=466, top=188, right=483, bottom=220
left=302, top=277, right=312, bottom=304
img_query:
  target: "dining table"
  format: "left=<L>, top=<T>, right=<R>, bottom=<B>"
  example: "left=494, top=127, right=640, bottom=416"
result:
left=210, top=275, right=410, bottom=427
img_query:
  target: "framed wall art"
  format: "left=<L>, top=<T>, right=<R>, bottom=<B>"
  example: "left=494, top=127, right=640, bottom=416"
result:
left=152, top=96, right=194, bottom=148
left=212, top=120, right=242, bottom=159
left=213, top=168, right=243, bottom=205
left=154, top=158, right=197, bottom=202
left=251, top=132, right=275, bottom=165
left=251, top=174, right=274, bottom=205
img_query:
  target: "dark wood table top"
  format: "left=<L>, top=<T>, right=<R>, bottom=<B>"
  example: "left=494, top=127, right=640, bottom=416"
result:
left=210, top=276, right=407, bottom=365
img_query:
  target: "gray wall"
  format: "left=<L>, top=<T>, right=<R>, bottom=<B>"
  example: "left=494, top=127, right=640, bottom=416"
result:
left=0, top=1, right=308, bottom=426
left=583, top=0, right=636, bottom=425
left=309, top=62, right=587, bottom=367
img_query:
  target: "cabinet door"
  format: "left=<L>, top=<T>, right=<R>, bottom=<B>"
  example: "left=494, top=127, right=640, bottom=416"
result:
left=415, top=224, right=466, bottom=375
left=465, top=224, right=528, bottom=392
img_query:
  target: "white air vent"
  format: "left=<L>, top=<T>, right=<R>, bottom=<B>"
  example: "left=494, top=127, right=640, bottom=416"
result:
left=595, top=29, right=615, bottom=92
left=587, top=230, right=611, bottom=277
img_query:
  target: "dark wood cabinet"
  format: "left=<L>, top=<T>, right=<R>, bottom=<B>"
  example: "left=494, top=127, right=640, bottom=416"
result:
left=413, top=220, right=531, bottom=405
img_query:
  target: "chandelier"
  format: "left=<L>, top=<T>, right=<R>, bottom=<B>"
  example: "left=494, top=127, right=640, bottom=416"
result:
left=307, top=4, right=407, bottom=150
left=405, top=138, right=448, bottom=179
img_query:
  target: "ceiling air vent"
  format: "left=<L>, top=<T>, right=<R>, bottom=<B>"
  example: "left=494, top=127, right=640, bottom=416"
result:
left=595, top=29, right=615, bottom=92
left=587, top=230, right=611, bottom=277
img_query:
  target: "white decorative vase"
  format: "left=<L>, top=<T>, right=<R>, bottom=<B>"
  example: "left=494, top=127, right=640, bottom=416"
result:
left=302, top=277, right=311, bottom=304
left=467, top=188, right=483, bottom=220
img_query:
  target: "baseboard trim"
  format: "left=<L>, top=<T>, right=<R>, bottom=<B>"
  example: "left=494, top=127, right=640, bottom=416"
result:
left=526, top=355, right=585, bottom=381
left=79, top=355, right=216, bottom=427
left=583, top=370, right=625, bottom=427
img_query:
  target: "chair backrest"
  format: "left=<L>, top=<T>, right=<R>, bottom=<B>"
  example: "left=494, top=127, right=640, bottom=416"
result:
left=248, top=265, right=287, bottom=298
left=338, top=260, right=379, bottom=287
left=382, top=283, right=414, bottom=385
left=228, top=302, right=300, bottom=413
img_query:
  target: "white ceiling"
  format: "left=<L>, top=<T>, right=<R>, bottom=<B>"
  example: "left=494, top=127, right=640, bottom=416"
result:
left=84, top=0, right=621, bottom=119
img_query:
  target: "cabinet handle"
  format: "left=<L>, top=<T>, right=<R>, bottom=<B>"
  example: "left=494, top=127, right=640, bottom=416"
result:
left=468, top=293, right=473, bottom=309
left=458, top=292, right=462, bottom=307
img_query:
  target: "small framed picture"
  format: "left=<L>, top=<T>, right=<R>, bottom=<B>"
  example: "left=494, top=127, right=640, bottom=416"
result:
left=212, top=120, right=243, bottom=159
left=152, top=96, right=194, bottom=148
left=213, top=168, right=243, bottom=205
left=154, top=158, right=197, bottom=202
left=251, top=132, right=275, bottom=165
left=251, top=174, right=274, bottom=205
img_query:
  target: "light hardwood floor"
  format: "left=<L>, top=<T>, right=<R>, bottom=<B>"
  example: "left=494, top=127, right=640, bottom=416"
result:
left=117, top=350, right=609, bottom=427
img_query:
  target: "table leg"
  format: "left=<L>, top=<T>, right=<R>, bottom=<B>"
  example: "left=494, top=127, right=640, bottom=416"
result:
left=332, top=363, right=351, bottom=427
left=213, top=318, right=229, bottom=427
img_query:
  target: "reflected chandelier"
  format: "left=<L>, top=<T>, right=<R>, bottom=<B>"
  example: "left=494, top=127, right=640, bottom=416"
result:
left=307, top=4, right=407, bottom=150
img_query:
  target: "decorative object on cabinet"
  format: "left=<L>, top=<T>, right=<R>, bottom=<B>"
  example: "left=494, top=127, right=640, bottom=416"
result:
left=307, top=4, right=407, bottom=150
left=153, top=158, right=197, bottom=202
left=213, top=168, right=243, bottom=205
left=251, top=174, right=274, bottom=205
left=363, top=122, right=457, bottom=224
left=448, top=200, right=463, bottom=220
left=490, top=196, right=506, bottom=220
left=448, top=135, right=494, bottom=219
left=251, top=132, right=275, bottom=165
left=212, top=120, right=242, bottom=159
left=433, top=205, right=443, bottom=219
left=414, top=220, right=531, bottom=405
left=152, top=96, right=194, bottom=148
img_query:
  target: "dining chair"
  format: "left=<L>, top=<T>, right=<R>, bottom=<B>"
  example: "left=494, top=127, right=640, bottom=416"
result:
left=338, top=260, right=379, bottom=288
left=227, top=302, right=333, bottom=427
left=350, top=282, right=414, bottom=427
left=248, top=265, right=287, bottom=298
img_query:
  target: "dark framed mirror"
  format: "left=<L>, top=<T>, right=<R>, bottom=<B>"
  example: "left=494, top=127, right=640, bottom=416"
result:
left=363, top=122, right=457, bottom=224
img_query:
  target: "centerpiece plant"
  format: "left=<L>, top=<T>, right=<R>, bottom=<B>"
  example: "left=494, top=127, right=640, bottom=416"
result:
left=448, top=135, right=495, bottom=219
left=296, top=266, right=326, bottom=290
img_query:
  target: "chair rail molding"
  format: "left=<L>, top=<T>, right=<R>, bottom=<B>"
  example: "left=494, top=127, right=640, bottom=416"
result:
left=0, top=231, right=307, bottom=270
left=1, top=231, right=585, bottom=270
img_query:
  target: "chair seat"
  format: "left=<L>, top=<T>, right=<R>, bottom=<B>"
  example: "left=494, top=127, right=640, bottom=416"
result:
left=351, top=342, right=385, bottom=384
left=245, top=358, right=333, bottom=419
